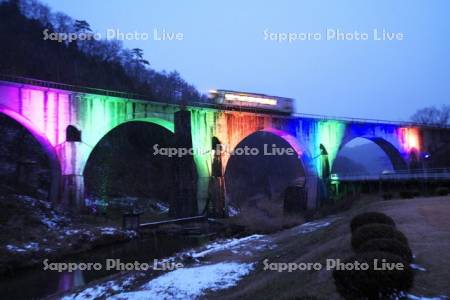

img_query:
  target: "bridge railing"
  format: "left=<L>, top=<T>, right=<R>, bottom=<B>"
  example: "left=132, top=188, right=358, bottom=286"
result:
left=332, top=168, right=450, bottom=181
left=0, top=74, right=285, bottom=115
left=290, top=112, right=450, bottom=128
left=1, top=73, right=450, bottom=128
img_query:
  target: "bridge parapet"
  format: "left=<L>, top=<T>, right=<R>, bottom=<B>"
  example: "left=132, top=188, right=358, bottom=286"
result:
left=332, top=168, right=450, bottom=182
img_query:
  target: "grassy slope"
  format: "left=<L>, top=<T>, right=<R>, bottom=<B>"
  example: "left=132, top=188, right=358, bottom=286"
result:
left=211, top=196, right=450, bottom=299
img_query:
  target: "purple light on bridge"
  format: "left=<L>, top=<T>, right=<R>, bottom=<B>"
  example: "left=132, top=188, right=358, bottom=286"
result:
left=262, top=128, right=303, bottom=157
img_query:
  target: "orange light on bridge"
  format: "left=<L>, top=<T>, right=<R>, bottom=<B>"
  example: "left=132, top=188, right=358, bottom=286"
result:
left=399, top=127, right=420, bottom=152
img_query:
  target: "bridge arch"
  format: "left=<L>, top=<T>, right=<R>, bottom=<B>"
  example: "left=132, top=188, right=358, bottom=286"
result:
left=126, top=117, right=175, bottom=133
left=78, top=117, right=175, bottom=173
left=223, top=128, right=319, bottom=210
left=333, top=135, right=408, bottom=173
left=0, top=105, right=61, bottom=203
left=83, top=119, right=177, bottom=210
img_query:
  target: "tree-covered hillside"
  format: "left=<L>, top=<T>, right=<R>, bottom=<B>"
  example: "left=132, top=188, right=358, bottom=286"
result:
left=0, top=0, right=205, bottom=103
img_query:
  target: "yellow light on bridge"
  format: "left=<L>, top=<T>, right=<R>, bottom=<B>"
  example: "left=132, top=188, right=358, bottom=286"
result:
left=224, top=93, right=278, bottom=106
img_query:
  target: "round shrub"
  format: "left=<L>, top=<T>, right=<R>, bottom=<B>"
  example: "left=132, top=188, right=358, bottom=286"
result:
left=333, top=251, right=414, bottom=300
left=351, top=224, right=408, bottom=250
left=356, top=238, right=413, bottom=264
left=350, top=212, right=396, bottom=233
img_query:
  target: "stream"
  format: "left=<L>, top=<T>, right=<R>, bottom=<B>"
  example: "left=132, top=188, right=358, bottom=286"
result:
left=0, top=232, right=213, bottom=299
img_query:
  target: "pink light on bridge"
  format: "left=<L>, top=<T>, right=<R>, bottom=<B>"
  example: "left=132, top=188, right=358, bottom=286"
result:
left=46, top=91, right=58, bottom=145
left=16, top=87, right=71, bottom=146
left=22, top=88, right=45, bottom=138
left=262, top=128, right=303, bottom=157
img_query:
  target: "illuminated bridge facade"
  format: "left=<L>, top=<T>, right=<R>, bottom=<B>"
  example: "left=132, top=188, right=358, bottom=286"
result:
left=1, top=76, right=449, bottom=215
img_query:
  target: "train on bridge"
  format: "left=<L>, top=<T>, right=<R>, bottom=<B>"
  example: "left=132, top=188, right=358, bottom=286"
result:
left=209, top=89, right=294, bottom=114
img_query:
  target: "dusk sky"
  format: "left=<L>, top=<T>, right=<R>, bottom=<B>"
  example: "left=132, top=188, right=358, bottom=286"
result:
left=43, top=0, right=450, bottom=121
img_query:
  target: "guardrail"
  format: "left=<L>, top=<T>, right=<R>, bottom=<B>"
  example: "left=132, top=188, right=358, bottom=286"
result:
left=290, top=112, right=450, bottom=128
left=332, top=168, right=450, bottom=181
left=1, top=73, right=449, bottom=128
left=140, top=215, right=207, bottom=229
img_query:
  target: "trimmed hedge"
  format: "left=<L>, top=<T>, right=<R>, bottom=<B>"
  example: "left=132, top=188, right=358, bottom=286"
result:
left=356, top=238, right=413, bottom=264
left=351, top=224, right=408, bottom=250
left=350, top=212, right=396, bottom=233
left=333, top=251, right=414, bottom=300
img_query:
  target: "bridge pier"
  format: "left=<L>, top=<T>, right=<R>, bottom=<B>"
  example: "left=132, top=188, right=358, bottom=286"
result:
left=60, top=175, right=85, bottom=209
left=55, top=141, right=92, bottom=210
left=306, top=176, right=319, bottom=209
left=170, top=110, right=198, bottom=217
left=207, top=140, right=225, bottom=217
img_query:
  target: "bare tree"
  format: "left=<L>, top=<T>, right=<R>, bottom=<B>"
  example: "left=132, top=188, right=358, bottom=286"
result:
left=411, top=105, right=450, bottom=126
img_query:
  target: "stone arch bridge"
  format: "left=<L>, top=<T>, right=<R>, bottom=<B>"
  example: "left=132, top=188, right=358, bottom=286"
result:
left=1, top=76, right=449, bottom=216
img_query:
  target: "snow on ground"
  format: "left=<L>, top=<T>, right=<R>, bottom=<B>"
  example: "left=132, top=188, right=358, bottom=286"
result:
left=189, top=234, right=269, bottom=258
left=410, top=263, right=427, bottom=271
left=23, top=242, right=39, bottom=251
left=153, top=234, right=276, bottom=267
left=227, top=205, right=239, bottom=217
left=65, top=229, right=81, bottom=236
left=62, top=276, right=137, bottom=300
left=15, top=194, right=69, bottom=230
left=98, top=227, right=137, bottom=238
left=61, top=218, right=335, bottom=299
left=5, top=244, right=27, bottom=253
left=6, top=242, right=40, bottom=253
left=61, top=280, right=122, bottom=300
left=295, top=220, right=332, bottom=234
left=41, top=214, right=59, bottom=229
left=107, top=262, right=255, bottom=300
left=154, top=201, right=169, bottom=214
left=99, top=227, right=118, bottom=235
left=124, top=230, right=138, bottom=238
left=407, top=294, right=449, bottom=300
left=41, top=210, right=68, bottom=229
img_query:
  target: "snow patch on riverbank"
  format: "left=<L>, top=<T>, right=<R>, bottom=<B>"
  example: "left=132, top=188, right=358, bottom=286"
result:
left=406, top=293, right=448, bottom=300
left=107, top=262, right=255, bottom=300
left=61, top=275, right=137, bottom=300
left=61, top=280, right=121, bottom=300
left=60, top=218, right=335, bottom=299
left=296, top=220, right=332, bottom=234
left=190, top=234, right=267, bottom=258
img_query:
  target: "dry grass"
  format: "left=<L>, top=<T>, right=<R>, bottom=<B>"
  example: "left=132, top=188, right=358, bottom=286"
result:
left=228, top=195, right=304, bottom=234
left=0, top=195, right=136, bottom=275
left=211, top=195, right=450, bottom=299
